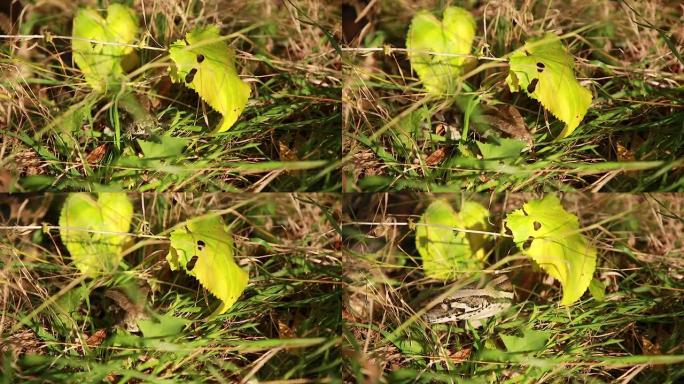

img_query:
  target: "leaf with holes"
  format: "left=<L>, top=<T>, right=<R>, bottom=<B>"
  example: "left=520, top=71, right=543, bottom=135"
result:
left=59, top=193, right=134, bottom=277
left=169, top=26, right=250, bottom=132
left=416, top=199, right=489, bottom=280
left=406, top=6, right=476, bottom=95
left=72, top=4, right=139, bottom=93
left=166, top=215, right=248, bottom=314
left=506, top=33, right=592, bottom=138
left=505, top=195, right=597, bottom=305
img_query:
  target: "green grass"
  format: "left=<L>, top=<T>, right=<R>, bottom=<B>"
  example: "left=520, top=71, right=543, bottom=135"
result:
left=0, top=193, right=342, bottom=382
left=342, top=0, right=684, bottom=192
left=342, top=193, right=684, bottom=382
left=0, top=0, right=341, bottom=192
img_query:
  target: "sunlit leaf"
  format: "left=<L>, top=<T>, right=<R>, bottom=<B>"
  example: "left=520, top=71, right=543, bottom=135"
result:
left=505, top=195, right=597, bottom=305
left=166, top=215, right=248, bottom=314
left=72, top=4, right=139, bottom=92
left=506, top=33, right=592, bottom=138
left=59, top=193, right=134, bottom=277
left=169, top=26, right=251, bottom=132
left=406, top=6, right=476, bottom=95
left=416, top=199, right=489, bottom=280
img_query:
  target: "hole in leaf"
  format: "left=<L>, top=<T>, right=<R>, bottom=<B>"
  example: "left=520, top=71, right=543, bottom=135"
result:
left=197, top=240, right=205, bottom=250
left=185, top=68, right=197, bottom=83
left=527, top=78, right=538, bottom=93
left=533, top=221, right=541, bottom=231
left=522, top=237, right=533, bottom=250
left=536, top=62, right=545, bottom=72
left=196, top=54, right=205, bottom=63
left=186, top=255, right=199, bottom=271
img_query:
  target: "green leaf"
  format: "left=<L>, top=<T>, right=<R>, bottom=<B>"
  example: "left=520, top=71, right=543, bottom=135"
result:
left=476, top=138, right=526, bottom=164
left=505, top=195, right=597, bottom=305
left=588, top=278, right=606, bottom=301
left=166, top=215, right=248, bottom=314
left=406, top=6, right=476, bottom=95
left=393, top=106, right=431, bottom=151
left=169, top=26, right=251, bottom=132
left=58, top=193, right=134, bottom=277
left=415, top=199, right=489, bottom=280
left=72, top=4, right=139, bottom=93
left=137, top=313, right=190, bottom=340
left=506, top=33, right=592, bottom=138
left=501, top=328, right=551, bottom=353
left=137, top=135, right=189, bottom=165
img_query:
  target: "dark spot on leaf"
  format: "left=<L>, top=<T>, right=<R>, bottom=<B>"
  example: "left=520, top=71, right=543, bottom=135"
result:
left=536, top=62, right=545, bottom=72
left=186, top=255, right=199, bottom=271
left=533, top=221, right=541, bottom=231
left=196, top=54, right=205, bottom=63
left=527, top=78, right=538, bottom=93
left=522, top=237, right=533, bottom=250
left=197, top=240, right=205, bottom=251
left=522, top=207, right=528, bottom=216
left=185, top=68, right=197, bottom=83
left=418, top=236, right=428, bottom=248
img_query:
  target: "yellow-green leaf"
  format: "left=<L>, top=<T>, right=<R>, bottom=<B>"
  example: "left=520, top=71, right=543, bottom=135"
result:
left=169, top=26, right=251, bottom=132
left=416, top=199, right=489, bottom=280
left=506, top=33, right=592, bottom=138
left=72, top=4, right=139, bottom=93
left=458, top=201, right=490, bottom=261
left=505, top=195, right=597, bottom=305
left=166, top=215, right=248, bottom=314
left=59, top=193, right=134, bottom=277
left=406, top=6, right=476, bottom=95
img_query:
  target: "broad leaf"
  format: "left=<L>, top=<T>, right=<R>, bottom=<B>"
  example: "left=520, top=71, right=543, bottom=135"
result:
left=59, top=193, right=134, bottom=277
left=505, top=195, right=597, bottom=305
left=169, top=26, right=251, bottom=132
left=501, top=328, right=551, bottom=353
left=166, top=215, right=248, bottom=314
left=416, top=199, right=489, bottom=280
left=72, top=4, right=139, bottom=93
left=406, top=6, right=476, bottom=95
left=138, top=313, right=189, bottom=340
left=137, top=135, right=189, bottom=165
left=506, top=33, right=592, bottom=138
left=476, top=138, right=526, bottom=164
left=458, top=201, right=490, bottom=261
